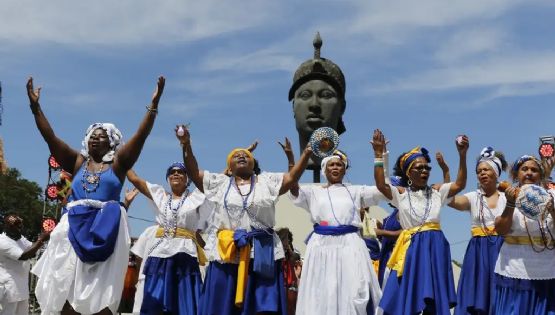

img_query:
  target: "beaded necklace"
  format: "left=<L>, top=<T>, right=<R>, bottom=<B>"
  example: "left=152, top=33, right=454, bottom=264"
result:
left=162, top=190, right=189, bottom=238
left=81, top=158, right=104, bottom=195
left=147, top=190, right=189, bottom=256
left=224, top=175, right=255, bottom=229
left=477, top=190, right=500, bottom=243
left=406, top=186, right=432, bottom=232
left=326, top=184, right=357, bottom=225
left=523, top=214, right=555, bottom=252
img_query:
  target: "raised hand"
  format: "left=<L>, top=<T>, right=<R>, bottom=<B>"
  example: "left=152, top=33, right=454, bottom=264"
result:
left=436, top=152, right=448, bottom=171
left=26, top=77, right=41, bottom=105
left=278, top=137, right=294, bottom=158
left=175, top=124, right=191, bottom=146
left=455, top=135, right=469, bottom=155
left=247, top=140, right=259, bottom=152
left=542, top=156, right=555, bottom=178
left=371, top=129, right=387, bottom=155
left=151, top=76, right=165, bottom=106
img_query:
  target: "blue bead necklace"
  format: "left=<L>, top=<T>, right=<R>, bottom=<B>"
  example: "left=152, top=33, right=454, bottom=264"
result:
left=406, top=186, right=432, bottom=229
left=224, top=175, right=255, bottom=228
left=326, top=183, right=357, bottom=225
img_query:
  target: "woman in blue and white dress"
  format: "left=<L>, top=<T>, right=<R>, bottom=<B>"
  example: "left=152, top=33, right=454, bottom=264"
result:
left=27, top=76, right=165, bottom=314
left=492, top=155, right=555, bottom=314
left=290, top=150, right=382, bottom=315
left=448, top=147, right=507, bottom=315
left=177, top=126, right=312, bottom=315
left=372, top=129, right=468, bottom=315
left=126, top=163, right=211, bottom=315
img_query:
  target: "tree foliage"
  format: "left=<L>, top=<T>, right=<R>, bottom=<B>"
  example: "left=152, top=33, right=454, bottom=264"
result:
left=0, top=168, right=57, bottom=240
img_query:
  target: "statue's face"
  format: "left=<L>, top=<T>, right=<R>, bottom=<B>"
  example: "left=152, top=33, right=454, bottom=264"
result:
left=292, top=80, right=344, bottom=135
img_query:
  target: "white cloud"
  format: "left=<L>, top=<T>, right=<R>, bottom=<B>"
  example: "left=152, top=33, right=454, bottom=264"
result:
left=0, top=0, right=281, bottom=45
left=370, top=52, right=555, bottom=93
left=348, top=0, right=523, bottom=37
left=435, top=27, right=506, bottom=64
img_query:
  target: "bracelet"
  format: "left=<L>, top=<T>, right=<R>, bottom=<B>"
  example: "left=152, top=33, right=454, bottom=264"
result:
left=374, top=161, right=384, bottom=168
left=506, top=201, right=516, bottom=208
left=146, top=105, right=158, bottom=114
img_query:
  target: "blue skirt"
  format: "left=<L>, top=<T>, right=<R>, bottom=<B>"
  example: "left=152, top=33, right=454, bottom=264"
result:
left=380, top=230, right=456, bottom=315
left=141, top=253, right=202, bottom=315
left=198, top=260, right=288, bottom=315
left=455, top=235, right=503, bottom=315
left=491, top=274, right=555, bottom=315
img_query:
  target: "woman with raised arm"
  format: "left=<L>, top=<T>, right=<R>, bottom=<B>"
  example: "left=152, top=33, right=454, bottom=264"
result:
left=177, top=126, right=312, bottom=315
left=26, top=76, right=165, bottom=315
left=372, top=129, right=468, bottom=315
left=126, top=162, right=210, bottom=315
left=289, top=149, right=382, bottom=315
left=447, top=147, right=508, bottom=315
left=491, top=155, right=555, bottom=314
left=375, top=152, right=450, bottom=288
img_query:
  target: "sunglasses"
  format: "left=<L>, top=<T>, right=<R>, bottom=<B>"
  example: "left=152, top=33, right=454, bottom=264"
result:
left=411, top=165, right=432, bottom=172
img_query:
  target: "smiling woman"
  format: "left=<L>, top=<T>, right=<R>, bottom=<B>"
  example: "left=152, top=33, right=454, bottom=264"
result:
left=491, top=155, right=555, bottom=314
left=176, top=125, right=312, bottom=315
left=26, top=76, right=165, bottom=315
left=372, top=129, right=469, bottom=315
left=125, top=162, right=211, bottom=315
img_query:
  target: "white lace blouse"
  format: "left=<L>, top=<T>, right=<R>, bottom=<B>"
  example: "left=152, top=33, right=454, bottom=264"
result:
left=289, top=184, right=384, bottom=226
left=201, top=171, right=285, bottom=263
left=146, top=183, right=210, bottom=259
left=465, top=190, right=506, bottom=228
left=495, top=189, right=555, bottom=280
left=389, top=183, right=452, bottom=229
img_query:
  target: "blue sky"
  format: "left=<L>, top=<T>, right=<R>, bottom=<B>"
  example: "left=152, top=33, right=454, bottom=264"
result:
left=1, top=0, right=555, bottom=261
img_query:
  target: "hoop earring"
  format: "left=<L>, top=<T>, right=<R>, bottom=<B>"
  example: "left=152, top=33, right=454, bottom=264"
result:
left=407, top=179, right=412, bottom=186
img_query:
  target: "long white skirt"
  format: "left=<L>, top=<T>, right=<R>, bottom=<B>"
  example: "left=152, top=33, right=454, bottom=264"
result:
left=31, top=208, right=130, bottom=314
left=296, top=232, right=382, bottom=315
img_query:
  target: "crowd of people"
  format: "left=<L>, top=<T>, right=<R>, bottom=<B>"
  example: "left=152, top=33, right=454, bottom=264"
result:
left=0, top=75, right=554, bottom=315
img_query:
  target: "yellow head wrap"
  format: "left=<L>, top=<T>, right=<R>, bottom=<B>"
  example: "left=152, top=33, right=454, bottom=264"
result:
left=226, top=148, right=254, bottom=173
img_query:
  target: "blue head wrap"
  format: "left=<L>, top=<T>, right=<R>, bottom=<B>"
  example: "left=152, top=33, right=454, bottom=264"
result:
left=400, top=146, right=430, bottom=177
left=166, top=162, right=186, bottom=179
left=511, top=155, right=544, bottom=177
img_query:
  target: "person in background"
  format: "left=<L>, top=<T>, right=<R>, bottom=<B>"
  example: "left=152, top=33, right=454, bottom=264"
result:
left=0, top=214, right=50, bottom=315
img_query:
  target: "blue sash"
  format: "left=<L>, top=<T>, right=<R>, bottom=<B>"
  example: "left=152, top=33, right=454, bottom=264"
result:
left=305, top=224, right=359, bottom=243
left=233, top=228, right=274, bottom=279
left=67, top=201, right=121, bottom=262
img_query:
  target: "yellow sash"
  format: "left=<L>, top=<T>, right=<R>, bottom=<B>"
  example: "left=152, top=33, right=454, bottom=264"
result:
left=471, top=226, right=498, bottom=237
left=504, top=235, right=555, bottom=247
left=155, top=227, right=207, bottom=266
left=217, top=230, right=251, bottom=307
left=386, top=222, right=441, bottom=277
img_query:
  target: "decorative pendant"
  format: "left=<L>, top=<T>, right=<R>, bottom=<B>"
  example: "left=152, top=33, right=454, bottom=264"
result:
left=86, top=174, right=99, bottom=184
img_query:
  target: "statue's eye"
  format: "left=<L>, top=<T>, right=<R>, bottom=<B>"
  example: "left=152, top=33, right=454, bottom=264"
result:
left=298, top=90, right=312, bottom=99
left=320, top=90, right=336, bottom=99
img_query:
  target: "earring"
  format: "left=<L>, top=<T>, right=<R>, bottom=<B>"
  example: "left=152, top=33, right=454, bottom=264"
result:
left=407, top=179, right=412, bottom=186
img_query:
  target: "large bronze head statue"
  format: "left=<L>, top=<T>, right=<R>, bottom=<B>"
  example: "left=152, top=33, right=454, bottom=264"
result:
left=289, top=32, right=346, bottom=179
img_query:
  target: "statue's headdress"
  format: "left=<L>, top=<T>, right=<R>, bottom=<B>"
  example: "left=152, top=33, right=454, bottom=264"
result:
left=289, top=33, right=346, bottom=134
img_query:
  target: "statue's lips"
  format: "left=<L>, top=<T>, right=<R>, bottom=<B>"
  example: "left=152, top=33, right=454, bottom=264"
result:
left=306, top=117, right=323, bottom=126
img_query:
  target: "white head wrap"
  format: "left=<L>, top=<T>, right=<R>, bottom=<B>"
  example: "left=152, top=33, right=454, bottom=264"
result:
left=476, top=146, right=502, bottom=178
left=321, top=150, right=349, bottom=178
left=80, top=123, right=123, bottom=162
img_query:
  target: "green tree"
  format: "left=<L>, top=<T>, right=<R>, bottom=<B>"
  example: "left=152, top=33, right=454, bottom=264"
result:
left=0, top=168, right=57, bottom=240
